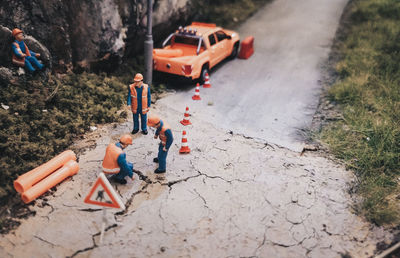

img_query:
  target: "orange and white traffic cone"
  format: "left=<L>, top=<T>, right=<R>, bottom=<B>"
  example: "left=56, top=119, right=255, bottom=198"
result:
left=203, top=73, right=211, bottom=88
left=192, top=83, right=201, bottom=100
left=180, top=107, right=192, bottom=126
left=179, top=131, right=191, bottom=154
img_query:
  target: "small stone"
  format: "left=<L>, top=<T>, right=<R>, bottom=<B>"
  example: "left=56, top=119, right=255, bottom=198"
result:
left=1, top=103, right=9, bottom=110
left=160, top=246, right=166, bottom=252
left=90, top=126, right=97, bottom=131
left=17, top=67, right=25, bottom=76
left=303, top=145, right=318, bottom=152
left=207, top=101, right=213, bottom=106
left=233, top=17, right=238, bottom=22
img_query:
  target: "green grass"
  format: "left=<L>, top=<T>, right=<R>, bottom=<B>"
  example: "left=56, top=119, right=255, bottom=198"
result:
left=321, top=0, right=400, bottom=225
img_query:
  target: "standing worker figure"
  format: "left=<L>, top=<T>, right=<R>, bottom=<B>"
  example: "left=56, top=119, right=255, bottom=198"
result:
left=147, top=115, right=173, bottom=174
left=127, top=73, right=151, bottom=135
left=102, top=135, right=135, bottom=184
left=11, top=28, right=44, bottom=72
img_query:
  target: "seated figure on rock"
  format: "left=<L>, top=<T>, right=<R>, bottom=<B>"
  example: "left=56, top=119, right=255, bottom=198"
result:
left=11, top=28, right=44, bottom=73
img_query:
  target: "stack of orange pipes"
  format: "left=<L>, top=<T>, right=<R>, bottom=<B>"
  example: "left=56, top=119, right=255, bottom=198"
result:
left=13, top=150, right=79, bottom=204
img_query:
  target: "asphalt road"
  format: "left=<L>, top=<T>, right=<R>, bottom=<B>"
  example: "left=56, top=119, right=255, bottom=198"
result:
left=159, top=0, right=348, bottom=152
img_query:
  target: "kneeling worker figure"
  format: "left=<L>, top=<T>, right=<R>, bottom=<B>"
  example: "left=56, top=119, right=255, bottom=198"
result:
left=102, top=134, right=134, bottom=184
left=147, top=115, right=173, bottom=174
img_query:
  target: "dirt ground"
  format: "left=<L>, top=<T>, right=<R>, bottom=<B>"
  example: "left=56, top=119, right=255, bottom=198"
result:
left=0, top=0, right=398, bottom=257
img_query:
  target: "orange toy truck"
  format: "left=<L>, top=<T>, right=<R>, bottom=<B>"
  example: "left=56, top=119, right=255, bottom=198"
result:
left=153, top=22, right=240, bottom=83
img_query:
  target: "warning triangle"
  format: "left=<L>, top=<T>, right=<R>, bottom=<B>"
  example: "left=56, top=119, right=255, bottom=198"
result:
left=84, top=173, right=125, bottom=210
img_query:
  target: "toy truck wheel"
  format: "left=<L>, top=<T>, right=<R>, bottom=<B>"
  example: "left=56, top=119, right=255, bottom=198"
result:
left=229, top=41, right=240, bottom=59
left=199, top=65, right=209, bottom=84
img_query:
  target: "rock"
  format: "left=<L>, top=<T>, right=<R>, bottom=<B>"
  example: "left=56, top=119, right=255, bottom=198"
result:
left=0, top=26, right=12, bottom=67
left=1, top=103, right=9, bottom=110
left=17, top=68, right=25, bottom=76
left=24, top=35, right=52, bottom=68
left=303, top=145, right=319, bottom=152
left=0, top=67, right=13, bottom=83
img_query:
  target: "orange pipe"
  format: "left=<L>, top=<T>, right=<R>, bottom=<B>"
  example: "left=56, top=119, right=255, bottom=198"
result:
left=14, top=150, right=76, bottom=193
left=21, top=160, right=79, bottom=204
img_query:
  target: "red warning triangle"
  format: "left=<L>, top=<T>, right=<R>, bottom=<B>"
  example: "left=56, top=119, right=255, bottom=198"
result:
left=84, top=173, right=125, bottom=209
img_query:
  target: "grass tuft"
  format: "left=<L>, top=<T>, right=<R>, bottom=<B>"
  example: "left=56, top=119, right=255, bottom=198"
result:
left=321, top=0, right=400, bottom=225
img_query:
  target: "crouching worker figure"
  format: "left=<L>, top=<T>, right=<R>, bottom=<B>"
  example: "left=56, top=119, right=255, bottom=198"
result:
left=102, top=135, right=134, bottom=184
left=11, top=28, right=44, bottom=72
left=147, top=115, right=173, bottom=174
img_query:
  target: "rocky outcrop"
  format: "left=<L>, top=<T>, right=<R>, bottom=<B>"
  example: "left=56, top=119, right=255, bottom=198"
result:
left=0, top=0, right=195, bottom=73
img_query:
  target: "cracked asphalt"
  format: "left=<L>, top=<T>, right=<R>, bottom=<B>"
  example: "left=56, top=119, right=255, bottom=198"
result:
left=0, top=104, right=394, bottom=257
left=0, top=0, right=396, bottom=257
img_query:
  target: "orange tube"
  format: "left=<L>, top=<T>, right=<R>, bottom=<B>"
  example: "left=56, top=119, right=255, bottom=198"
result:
left=14, top=150, right=76, bottom=193
left=21, top=160, right=79, bottom=204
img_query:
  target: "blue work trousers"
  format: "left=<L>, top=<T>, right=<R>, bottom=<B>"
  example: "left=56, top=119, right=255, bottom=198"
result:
left=115, top=162, right=133, bottom=180
left=25, top=56, right=43, bottom=72
left=133, top=113, right=147, bottom=131
left=158, top=143, right=169, bottom=171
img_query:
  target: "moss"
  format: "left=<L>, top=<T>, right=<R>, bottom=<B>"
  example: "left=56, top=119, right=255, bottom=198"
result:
left=0, top=72, right=128, bottom=205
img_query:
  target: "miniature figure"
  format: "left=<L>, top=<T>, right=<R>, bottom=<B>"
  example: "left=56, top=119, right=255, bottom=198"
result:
left=11, top=28, right=44, bottom=72
left=147, top=115, right=173, bottom=174
left=127, top=73, right=151, bottom=135
left=102, top=135, right=134, bottom=184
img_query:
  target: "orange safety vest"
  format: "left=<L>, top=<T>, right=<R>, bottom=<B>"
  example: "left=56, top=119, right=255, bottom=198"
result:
left=12, top=42, right=31, bottom=67
left=102, top=143, right=123, bottom=174
left=159, top=123, right=171, bottom=146
left=130, top=83, right=149, bottom=114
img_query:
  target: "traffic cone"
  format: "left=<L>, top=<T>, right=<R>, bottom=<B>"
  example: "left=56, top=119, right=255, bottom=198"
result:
left=203, top=73, right=211, bottom=88
left=180, top=107, right=192, bottom=126
left=192, top=83, right=201, bottom=100
left=179, top=131, right=190, bottom=154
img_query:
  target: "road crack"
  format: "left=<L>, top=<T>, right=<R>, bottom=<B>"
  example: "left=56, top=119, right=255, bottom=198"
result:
left=34, top=235, right=58, bottom=247
left=67, top=224, right=117, bottom=258
left=193, top=189, right=209, bottom=209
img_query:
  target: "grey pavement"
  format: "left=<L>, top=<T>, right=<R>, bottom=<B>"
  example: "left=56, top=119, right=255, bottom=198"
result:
left=158, top=0, right=349, bottom=152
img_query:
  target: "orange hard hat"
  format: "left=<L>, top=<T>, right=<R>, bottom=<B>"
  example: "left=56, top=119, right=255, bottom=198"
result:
left=147, top=115, right=160, bottom=127
left=134, top=73, right=143, bottom=82
left=120, top=134, right=133, bottom=145
left=12, top=28, right=23, bottom=37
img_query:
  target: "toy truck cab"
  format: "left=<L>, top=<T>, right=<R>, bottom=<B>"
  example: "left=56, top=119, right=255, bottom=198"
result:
left=153, top=22, right=240, bottom=83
